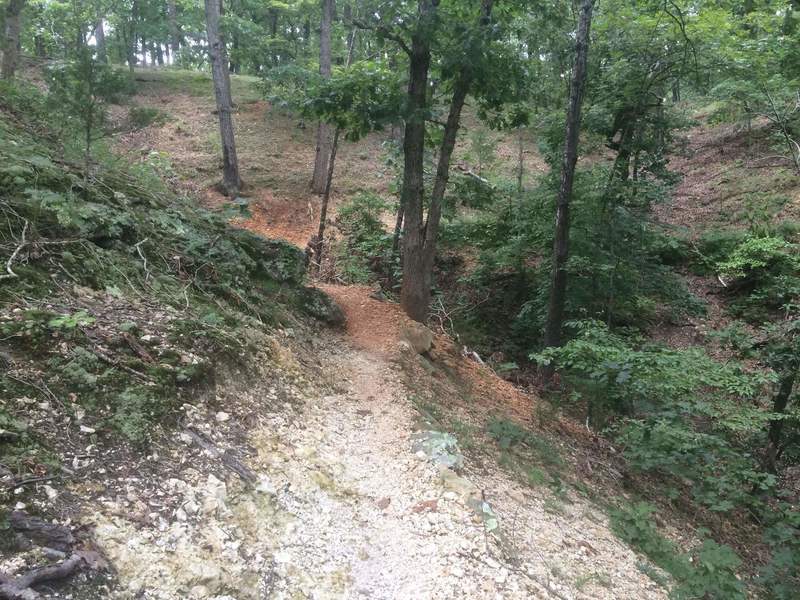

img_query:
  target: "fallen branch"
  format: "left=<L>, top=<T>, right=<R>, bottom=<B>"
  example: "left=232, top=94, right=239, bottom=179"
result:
left=0, top=221, right=29, bottom=282
left=133, top=238, right=151, bottom=282
left=182, top=427, right=257, bottom=485
left=0, top=553, right=85, bottom=600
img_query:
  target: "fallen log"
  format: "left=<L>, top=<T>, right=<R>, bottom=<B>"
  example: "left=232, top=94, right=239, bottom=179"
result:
left=9, top=512, right=73, bottom=553
left=0, top=553, right=85, bottom=600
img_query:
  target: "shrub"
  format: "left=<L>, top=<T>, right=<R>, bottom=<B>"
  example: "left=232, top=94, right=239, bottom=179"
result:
left=610, top=502, right=745, bottom=599
left=332, top=192, right=395, bottom=284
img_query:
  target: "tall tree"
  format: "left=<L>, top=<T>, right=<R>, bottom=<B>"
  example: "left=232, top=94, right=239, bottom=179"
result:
left=1, top=0, right=26, bottom=79
left=204, top=0, right=241, bottom=196
left=400, top=0, right=495, bottom=322
left=166, top=0, right=181, bottom=61
left=542, top=0, right=594, bottom=358
left=311, top=0, right=334, bottom=194
left=398, top=0, right=436, bottom=321
left=94, top=18, right=107, bottom=63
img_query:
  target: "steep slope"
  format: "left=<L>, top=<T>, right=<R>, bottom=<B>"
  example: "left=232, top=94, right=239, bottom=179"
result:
left=2, top=70, right=678, bottom=600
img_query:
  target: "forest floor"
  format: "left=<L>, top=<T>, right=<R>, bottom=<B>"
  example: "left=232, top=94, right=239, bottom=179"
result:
left=45, top=68, right=676, bottom=599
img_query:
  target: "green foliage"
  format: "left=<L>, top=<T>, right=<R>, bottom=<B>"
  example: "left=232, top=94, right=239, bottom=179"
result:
left=332, top=192, right=395, bottom=285
left=535, top=320, right=777, bottom=512
left=44, top=51, right=134, bottom=160
left=261, top=60, right=404, bottom=141
left=610, top=502, right=745, bottom=600
left=759, top=508, right=800, bottom=600
left=129, top=106, right=169, bottom=130
left=0, top=82, right=338, bottom=448
left=717, top=235, right=800, bottom=319
left=442, top=167, right=702, bottom=361
left=465, top=129, right=498, bottom=178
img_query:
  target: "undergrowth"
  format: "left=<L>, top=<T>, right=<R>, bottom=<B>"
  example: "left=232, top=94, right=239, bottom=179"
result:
left=0, top=79, right=338, bottom=466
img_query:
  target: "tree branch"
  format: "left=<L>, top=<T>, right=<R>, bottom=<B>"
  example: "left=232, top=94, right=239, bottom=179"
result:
left=353, top=19, right=411, bottom=55
left=0, top=220, right=29, bottom=282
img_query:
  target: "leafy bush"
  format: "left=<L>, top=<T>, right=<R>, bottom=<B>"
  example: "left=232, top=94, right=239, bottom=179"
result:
left=611, top=502, right=745, bottom=599
left=534, top=320, right=778, bottom=513
left=438, top=167, right=702, bottom=361
left=129, top=106, right=168, bottom=130
left=332, top=192, right=395, bottom=284
left=716, top=235, right=800, bottom=319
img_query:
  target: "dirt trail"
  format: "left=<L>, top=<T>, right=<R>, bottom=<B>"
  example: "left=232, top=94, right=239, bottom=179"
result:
left=87, top=72, right=672, bottom=599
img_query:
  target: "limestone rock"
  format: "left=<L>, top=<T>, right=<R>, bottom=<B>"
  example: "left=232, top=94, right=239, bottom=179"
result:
left=400, top=322, right=434, bottom=354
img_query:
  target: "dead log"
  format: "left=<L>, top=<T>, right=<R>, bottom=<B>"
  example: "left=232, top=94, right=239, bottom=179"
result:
left=9, top=511, right=74, bottom=552
left=0, top=553, right=85, bottom=600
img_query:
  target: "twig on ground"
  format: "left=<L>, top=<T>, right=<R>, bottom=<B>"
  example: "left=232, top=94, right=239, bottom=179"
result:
left=0, top=220, right=29, bottom=282
left=133, top=238, right=151, bottom=282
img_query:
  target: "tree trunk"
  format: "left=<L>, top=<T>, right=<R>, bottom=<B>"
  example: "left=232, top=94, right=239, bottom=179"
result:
left=517, top=127, right=525, bottom=193
left=167, top=0, right=181, bottom=61
left=268, top=8, right=279, bottom=66
left=1, top=0, right=26, bottom=80
left=156, top=43, right=164, bottom=65
left=400, top=0, right=494, bottom=322
left=311, top=28, right=358, bottom=270
left=763, top=366, right=798, bottom=473
left=542, top=0, right=594, bottom=357
left=398, top=1, right=435, bottom=322
left=205, top=0, right=242, bottom=196
left=140, top=35, right=147, bottom=66
left=311, top=0, right=334, bottom=194
left=94, top=20, right=107, bottom=63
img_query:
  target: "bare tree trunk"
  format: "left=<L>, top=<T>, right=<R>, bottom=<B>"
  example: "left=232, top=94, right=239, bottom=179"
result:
left=311, top=0, right=334, bottom=194
left=310, top=28, right=358, bottom=270
left=156, top=43, right=164, bottom=65
left=516, top=127, right=525, bottom=193
left=398, top=1, right=435, bottom=322
left=205, top=0, right=242, bottom=196
left=94, top=19, right=107, bottom=63
left=763, top=366, right=798, bottom=474
left=167, top=0, right=181, bottom=61
left=140, top=35, right=148, bottom=66
left=1, top=0, right=26, bottom=80
left=400, top=0, right=494, bottom=322
left=542, top=0, right=594, bottom=361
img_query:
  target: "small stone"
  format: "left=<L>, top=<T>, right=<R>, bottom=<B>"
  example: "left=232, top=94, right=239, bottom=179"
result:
left=215, top=411, right=230, bottom=422
left=43, top=485, right=58, bottom=501
left=79, top=425, right=96, bottom=434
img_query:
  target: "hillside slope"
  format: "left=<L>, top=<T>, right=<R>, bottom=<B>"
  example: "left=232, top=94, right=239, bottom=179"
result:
left=0, top=72, right=674, bottom=599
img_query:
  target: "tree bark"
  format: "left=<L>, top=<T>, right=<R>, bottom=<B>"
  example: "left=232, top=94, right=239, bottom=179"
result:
left=310, top=28, right=357, bottom=270
left=167, top=0, right=181, bottom=61
left=311, top=0, right=334, bottom=194
left=763, top=365, right=798, bottom=473
left=542, top=0, right=594, bottom=357
left=1, top=0, right=26, bottom=80
left=205, top=0, right=242, bottom=196
left=398, top=1, right=435, bottom=322
left=94, top=20, right=107, bottom=63
left=400, top=0, right=494, bottom=322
